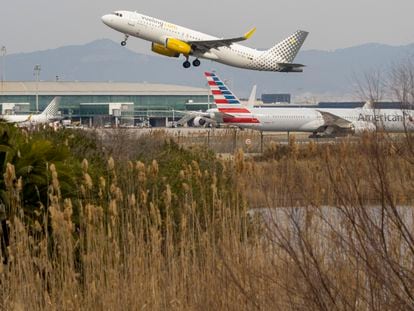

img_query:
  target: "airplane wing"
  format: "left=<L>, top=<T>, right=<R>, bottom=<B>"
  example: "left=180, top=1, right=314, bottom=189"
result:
left=317, top=110, right=352, bottom=128
left=176, top=113, right=199, bottom=126
left=176, top=111, right=235, bottom=126
left=176, top=114, right=219, bottom=126
left=187, top=28, right=256, bottom=52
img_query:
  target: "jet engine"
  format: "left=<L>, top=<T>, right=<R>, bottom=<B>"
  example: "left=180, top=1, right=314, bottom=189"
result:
left=165, top=38, right=192, bottom=55
left=192, top=117, right=207, bottom=127
left=151, top=43, right=180, bottom=57
left=352, top=122, right=377, bottom=135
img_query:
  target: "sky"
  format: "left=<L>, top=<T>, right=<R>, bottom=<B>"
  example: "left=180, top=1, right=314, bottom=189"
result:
left=1, top=0, right=414, bottom=55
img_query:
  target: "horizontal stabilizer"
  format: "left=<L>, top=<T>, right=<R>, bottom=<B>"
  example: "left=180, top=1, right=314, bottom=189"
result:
left=277, top=63, right=305, bottom=68
left=277, top=62, right=305, bottom=72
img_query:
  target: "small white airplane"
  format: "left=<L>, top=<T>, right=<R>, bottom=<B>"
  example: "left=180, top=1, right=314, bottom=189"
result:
left=101, top=11, right=308, bottom=71
left=186, top=72, right=414, bottom=137
left=0, top=97, right=61, bottom=126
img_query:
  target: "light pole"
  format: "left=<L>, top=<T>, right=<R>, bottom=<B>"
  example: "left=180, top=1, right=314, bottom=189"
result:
left=33, top=64, right=41, bottom=113
left=1, top=46, right=6, bottom=83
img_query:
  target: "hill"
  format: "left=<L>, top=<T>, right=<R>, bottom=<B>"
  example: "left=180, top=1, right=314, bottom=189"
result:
left=3, top=39, right=414, bottom=99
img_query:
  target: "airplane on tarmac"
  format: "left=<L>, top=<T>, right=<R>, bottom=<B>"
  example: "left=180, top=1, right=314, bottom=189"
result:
left=178, top=84, right=257, bottom=127
left=101, top=11, right=308, bottom=71
left=184, top=72, right=414, bottom=137
left=0, top=97, right=61, bottom=126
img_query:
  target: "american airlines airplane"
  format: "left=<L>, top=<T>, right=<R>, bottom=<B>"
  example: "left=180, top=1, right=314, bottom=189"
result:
left=0, top=97, right=61, bottom=126
left=101, top=11, right=308, bottom=71
left=178, top=84, right=257, bottom=127
left=189, top=72, right=414, bottom=137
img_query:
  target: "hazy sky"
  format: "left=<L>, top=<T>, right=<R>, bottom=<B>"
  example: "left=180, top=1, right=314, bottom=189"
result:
left=1, top=0, right=414, bottom=54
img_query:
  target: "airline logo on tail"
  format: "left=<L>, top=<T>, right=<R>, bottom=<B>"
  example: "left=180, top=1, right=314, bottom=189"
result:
left=204, top=72, right=259, bottom=124
left=205, top=72, right=241, bottom=104
left=268, top=30, right=308, bottom=63
left=252, top=30, right=308, bottom=72
left=41, top=96, right=61, bottom=118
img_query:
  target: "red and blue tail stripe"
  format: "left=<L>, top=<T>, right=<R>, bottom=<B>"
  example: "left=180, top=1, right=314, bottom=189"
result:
left=205, top=72, right=243, bottom=106
left=204, top=72, right=259, bottom=124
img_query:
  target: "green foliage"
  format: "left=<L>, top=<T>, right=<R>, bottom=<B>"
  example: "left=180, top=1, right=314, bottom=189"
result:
left=36, top=128, right=107, bottom=177
left=0, top=124, right=25, bottom=170
left=0, top=124, right=27, bottom=206
left=0, top=125, right=81, bottom=225
left=13, top=139, right=74, bottom=219
left=0, top=125, right=246, bottom=245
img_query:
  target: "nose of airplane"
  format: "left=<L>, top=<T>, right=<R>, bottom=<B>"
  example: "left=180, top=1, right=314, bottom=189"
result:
left=101, top=14, right=112, bottom=26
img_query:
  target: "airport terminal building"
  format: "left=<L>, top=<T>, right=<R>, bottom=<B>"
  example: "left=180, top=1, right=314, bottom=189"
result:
left=2, top=81, right=409, bottom=127
left=0, top=81, right=209, bottom=126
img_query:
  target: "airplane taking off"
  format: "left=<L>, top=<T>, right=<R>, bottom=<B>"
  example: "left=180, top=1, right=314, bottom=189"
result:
left=0, top=97, right=61, bottom=126
left=101, top=11, right=308, bottom=71
left=192, top=72, right=414, bottom=137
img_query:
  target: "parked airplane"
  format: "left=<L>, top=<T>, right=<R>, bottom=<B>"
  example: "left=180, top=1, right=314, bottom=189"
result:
left=192, top=72, right=414, bottom=137
left=101, top=11, right=308, bottom=71
left=0, top=97, right=61, bottom=126
left=178, top=84, right=257, bottom=127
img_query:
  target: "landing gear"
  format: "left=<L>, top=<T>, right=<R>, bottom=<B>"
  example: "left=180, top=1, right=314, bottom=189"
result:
left=121, top=34, right=129, bottom=46
left=182, top=57, right=200, bottom=69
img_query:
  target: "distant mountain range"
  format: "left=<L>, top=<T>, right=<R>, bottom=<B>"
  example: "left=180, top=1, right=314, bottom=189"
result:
left=3, top=39, right=414, bottom=100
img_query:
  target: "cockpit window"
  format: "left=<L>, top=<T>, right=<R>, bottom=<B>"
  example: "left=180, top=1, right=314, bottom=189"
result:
left=112, top=12, right=123, bottom=17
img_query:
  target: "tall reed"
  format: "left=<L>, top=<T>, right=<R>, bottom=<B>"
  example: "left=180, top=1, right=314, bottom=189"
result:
left=1, top=131, right=413, bottom=310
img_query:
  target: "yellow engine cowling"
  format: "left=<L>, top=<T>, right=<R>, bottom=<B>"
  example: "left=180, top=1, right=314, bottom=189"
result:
left=151, top=43, right=180, bottom=58
left=165, top=38, right=192, bottom=55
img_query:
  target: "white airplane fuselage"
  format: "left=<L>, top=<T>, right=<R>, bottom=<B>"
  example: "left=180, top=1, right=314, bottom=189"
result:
left=1, top=114, right=55, bottom=126
left=101, top=11, right=308, bottom=71
left=226, top=107, right=414, bottom=134
left=202, top=71, right=414, bottom=136
left=0, top=97, right=61, bottom=126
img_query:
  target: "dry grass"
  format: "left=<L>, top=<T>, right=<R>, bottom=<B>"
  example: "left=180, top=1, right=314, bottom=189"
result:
left=97, top=127, right=311, bottom=156
left=1, top=130, right=414, bottom=310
